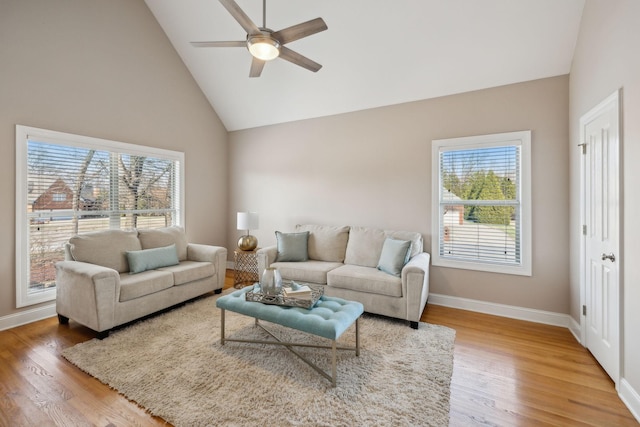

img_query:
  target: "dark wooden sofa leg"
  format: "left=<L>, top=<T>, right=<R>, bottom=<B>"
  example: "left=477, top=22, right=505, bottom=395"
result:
left=410, top=321, right=419, bottom=329
left=57, top=314, right=69, bottom=324
left=214, top=288, right=223, bottom=294
left=97, top=330, right=110, bottom=340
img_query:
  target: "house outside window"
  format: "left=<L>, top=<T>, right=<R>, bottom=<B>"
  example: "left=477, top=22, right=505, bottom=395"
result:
left=52, top=193, right=67, bottom=202
left=16, top=125, right=185, bottom=307
left=431, top=131, right=531, bottom=276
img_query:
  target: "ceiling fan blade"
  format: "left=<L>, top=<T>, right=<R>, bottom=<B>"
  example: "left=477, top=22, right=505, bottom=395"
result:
left=190, top=41, right=246, bottom=48
left=279, top=46, right=322, bottom=72
left=249, top=57, right=265, bottom=78
left=272, top=18, right=328, bottom=45
left=219, top=0, right=261, bottom=36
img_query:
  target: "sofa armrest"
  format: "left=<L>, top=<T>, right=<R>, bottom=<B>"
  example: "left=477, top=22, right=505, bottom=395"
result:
left=401, top=252, right=431, bottom=323
left=55, top=261, right=120, bottom=332
left=257, top=246, right=278, bottom=275
left=187, top=244, right=228, bottom=290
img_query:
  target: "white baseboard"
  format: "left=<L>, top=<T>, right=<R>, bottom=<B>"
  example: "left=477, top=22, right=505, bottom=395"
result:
left=567, top=316, right=583, bottom=345
left=620, top=378, right=640, bottom=423
left=227, top=261, right=235, bottom=270
left=0, top=302, right=57, bottom=332
left=428, top=293, right=573, bottom=329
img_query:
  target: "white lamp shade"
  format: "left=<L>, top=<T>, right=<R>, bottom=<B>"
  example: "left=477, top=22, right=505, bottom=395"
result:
left=237, top=212, right=259, bottom=231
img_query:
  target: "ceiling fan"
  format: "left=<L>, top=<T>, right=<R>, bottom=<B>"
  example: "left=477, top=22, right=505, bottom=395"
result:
left=191, top=0, right=328, bottom=78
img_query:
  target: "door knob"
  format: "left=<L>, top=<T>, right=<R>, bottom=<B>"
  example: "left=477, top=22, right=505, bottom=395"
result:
left=601, top=253, right=616, bottom=262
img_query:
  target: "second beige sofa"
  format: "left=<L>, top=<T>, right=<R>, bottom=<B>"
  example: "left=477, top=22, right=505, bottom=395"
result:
left=56, top=226, right=227, bottom=337
left=257, top=224, right=430, bottom=328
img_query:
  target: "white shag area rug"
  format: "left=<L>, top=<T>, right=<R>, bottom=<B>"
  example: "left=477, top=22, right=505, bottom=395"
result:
left=62, top=292, right=455, bottom=427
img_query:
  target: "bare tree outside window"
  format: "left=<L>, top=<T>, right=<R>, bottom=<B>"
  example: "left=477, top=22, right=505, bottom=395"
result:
left=24, top=140, right=180, bottom=297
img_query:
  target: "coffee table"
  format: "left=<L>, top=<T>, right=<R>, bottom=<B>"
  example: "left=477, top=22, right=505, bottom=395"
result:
left=216, top=287, right=364, bottom=387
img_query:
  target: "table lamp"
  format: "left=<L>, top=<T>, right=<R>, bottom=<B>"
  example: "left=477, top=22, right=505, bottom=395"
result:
left=237, top=211, right=259, bottom=251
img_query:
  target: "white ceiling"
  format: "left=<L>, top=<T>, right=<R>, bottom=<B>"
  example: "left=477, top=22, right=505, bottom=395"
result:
left=145, top=0, right=585, bottom=131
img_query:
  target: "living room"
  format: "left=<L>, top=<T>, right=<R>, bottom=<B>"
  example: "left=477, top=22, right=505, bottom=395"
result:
left=1, top=0, right=639, bottom=425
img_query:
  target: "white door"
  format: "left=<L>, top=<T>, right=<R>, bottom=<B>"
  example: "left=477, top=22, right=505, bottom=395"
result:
left=581, top=90, right=621, bottom=385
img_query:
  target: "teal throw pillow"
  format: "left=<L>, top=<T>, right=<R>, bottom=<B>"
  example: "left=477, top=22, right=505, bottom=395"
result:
left=377, top=238, right=412, bottom=277
left=126, top=244, right=179, bottom=274
left=275, top=231, right=310, bottom=262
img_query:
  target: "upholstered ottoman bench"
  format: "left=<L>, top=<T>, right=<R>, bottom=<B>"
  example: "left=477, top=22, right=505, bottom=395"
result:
left=216, top=288, right=364, bottom=386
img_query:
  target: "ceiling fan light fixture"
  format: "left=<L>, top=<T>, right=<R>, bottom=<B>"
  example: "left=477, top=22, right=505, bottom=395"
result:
left=247, top=35, right=280, bottom=61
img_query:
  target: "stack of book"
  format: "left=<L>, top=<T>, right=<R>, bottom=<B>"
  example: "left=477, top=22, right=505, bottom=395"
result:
left=283, top=283, right=313, bottom=300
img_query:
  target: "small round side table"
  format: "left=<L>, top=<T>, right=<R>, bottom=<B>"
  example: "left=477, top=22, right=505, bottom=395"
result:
left=234, top=248, right=260, bottom=289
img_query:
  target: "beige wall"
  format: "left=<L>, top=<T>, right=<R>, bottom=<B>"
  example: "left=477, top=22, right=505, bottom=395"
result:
left=229, top=75, right=570, bottom=313
left=569, top=0, right=640, bottom=406
left=0, top=0, right=228, bottom=318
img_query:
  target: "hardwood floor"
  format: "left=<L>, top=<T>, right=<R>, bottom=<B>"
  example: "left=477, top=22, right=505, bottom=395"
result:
left=0, top=270, right=636, bottom=426
left=424, top=305, right=637, bottom=426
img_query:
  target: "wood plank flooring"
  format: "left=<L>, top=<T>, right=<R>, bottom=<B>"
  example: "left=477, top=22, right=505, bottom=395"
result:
left=0, top=270, right=636, bottom=426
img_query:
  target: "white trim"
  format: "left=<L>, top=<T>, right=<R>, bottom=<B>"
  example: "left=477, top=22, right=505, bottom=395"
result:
left=0, top=303, right=57, bottom=332
left=620, top=379, right=640, bottom=423
left=428, top=293, right=573, bottom=329
left=567, top=315, right=582, bottom=345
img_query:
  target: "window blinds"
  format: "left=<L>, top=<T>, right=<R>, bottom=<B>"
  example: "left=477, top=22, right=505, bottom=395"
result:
left=26, top=139, right=180, bottom=294
left=438, top=144, right=521, bottom=265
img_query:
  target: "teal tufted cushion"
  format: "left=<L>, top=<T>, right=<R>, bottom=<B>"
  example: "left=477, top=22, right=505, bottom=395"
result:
left=126, top=244, right=179, bottom=274
left=217, top=288, right=364, bottom=340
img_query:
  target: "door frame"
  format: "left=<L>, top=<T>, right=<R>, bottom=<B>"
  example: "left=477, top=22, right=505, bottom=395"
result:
left=579, top=88, right=623, bottom=387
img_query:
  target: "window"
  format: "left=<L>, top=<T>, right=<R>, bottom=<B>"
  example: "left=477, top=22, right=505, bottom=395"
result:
left=52, top=193, right=67, bottom=202
left=16, top=125, right=185, bottom=307
left=431, top=131, right=531, bottom=276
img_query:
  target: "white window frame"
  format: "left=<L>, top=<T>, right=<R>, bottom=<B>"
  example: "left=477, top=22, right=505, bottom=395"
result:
left=431, top=130, right=532, bottom=276
left=15, top=125, right=185, bottom=307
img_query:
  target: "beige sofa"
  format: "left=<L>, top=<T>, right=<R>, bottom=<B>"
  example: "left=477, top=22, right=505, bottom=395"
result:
left=55, top=226, right=227, bottom=337
left=257, top=224, right=430, bottom=328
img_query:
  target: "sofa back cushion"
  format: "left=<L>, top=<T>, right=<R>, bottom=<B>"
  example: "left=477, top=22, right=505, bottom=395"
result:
left=344, top=227, right=386, bottom=268
left=385, top=229, right=423, bottom=258
left=137, top=226, right=188, bottom=261
left=344, top=227, right=423, bottom=268
left=69, top=229, right=142, bottom=273
left=295, top=224, right=350, bottom=262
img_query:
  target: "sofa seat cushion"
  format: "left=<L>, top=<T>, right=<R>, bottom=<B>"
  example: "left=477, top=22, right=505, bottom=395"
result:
left=158, top=260, right=214, bottom=286
left=119, top=270, right=174, bottom=302
left=271, top=260, right=343, bottom=284
left=327, top=264, right=402, bottom=298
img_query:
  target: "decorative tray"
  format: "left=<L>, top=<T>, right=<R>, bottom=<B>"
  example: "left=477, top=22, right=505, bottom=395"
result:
left=245, top=282, right=324, bottom=309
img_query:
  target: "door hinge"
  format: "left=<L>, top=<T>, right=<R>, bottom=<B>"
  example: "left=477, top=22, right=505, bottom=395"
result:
left=582, top=225, right=587, bottom=235
left=578, top=143, right=587, bottom=154
left=583, top=305, right=587, bottom=316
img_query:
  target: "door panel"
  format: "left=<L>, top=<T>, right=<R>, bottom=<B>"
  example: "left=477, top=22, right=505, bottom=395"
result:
left=582, top=90, right=620, bottom=385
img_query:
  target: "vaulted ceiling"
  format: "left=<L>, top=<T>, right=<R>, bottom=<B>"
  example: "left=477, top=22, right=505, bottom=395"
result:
left=145, top=0, right=585, bottom=131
